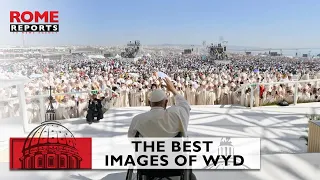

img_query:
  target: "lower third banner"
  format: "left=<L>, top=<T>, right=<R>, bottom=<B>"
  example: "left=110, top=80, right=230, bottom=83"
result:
left=9, top=121, right=260, bottom=170
left=10, top=121, right=92, bottom=170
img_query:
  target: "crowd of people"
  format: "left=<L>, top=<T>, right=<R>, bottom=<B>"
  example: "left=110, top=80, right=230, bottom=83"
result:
left=1, top=52, right=320, bottom=122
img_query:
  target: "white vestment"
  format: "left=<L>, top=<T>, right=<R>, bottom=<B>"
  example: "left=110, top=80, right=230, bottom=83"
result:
left=128, top=95, right=191, bottom=137
left=167, top=91, right=175, bottom=106
left=129, top=89, right=137, bottom=107
left=185, top=88, right=196, bottom=105
left=120, top=89, right=130, bottom=107
left=196, top=88, right=207, bottom=105
left=220, top=87, right=230, bottom=105
left=206, top=90, right=216, bottom=105
left=215, top=87, right=222, bottom=104
left=135, top=90, right=145, bottom=107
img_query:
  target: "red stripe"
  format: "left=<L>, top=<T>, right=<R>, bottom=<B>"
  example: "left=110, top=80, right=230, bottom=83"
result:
left=10, top=138, right=92, bottom=170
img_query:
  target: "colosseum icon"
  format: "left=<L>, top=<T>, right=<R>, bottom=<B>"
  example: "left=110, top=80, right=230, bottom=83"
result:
left=204, top=137, right=250, bottom=169
left=19, top=121, right=82, bottom=169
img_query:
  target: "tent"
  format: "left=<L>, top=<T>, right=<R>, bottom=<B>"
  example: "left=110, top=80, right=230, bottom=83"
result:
left=146, top=53, right=151, bottom=57
left=115, top=54, right=121, bottom=59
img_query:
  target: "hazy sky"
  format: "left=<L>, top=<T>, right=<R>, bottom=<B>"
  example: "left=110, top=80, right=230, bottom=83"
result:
left=1, top=0, right=320, bottom=48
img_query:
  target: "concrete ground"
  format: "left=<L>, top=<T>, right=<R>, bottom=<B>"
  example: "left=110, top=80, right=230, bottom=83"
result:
left=1, top=103, right=320, bottom=180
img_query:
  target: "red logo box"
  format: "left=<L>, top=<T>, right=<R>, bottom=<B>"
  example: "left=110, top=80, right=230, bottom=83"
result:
left=10, top=122, right=92, bottom=170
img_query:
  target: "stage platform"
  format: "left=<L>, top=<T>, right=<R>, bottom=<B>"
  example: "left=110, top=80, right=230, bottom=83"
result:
left=1, top=103, right=320, bottom=179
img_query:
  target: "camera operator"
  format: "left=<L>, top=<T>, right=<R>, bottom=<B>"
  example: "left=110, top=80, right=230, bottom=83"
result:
left=86, top=94, right=103, bottom=124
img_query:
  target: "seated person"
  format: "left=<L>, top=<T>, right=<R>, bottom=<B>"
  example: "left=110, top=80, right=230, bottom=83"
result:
left=128, top=77, right=196, bottom=179
left=86, top=94, right=103, bottom=123
left=128, top=77, right=191, bottom=137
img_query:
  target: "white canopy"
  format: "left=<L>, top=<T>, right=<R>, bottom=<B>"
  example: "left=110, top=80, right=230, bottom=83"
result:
left=115, top=54, right=121, bottom=58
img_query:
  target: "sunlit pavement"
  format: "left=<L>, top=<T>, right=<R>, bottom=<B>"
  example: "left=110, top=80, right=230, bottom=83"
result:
left=1, top=103, right=320, bottom=179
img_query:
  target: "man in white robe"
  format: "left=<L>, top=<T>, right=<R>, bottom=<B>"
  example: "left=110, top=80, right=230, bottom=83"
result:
left=127, top=77, right=197, bottom=179
left=184, top=83, right=196, bottom=105
left=101, top=92, right=113, bottom=114
left=120, top=84, right=130, bottom=107
left=177, top=83, right=185, bottom=97
left=145, top=88, right=152, bottom=106
left=244, top=88, right=251, bottom=107
left=27, top=99, right=41, bottom=123
left=166, top=90, right=175, bottom=106
left=232, top=91, right=242, bottom=105
left=196, top=81, right=207, bottom=105
left=229, top=82, right=238, bottom=104
left=215, top=82, right=222, bottom=104
left=253, top=84, right=260, bottom=107
left=56, top=96, right=75, bottom=119
left=298, top=86, right=311, bottom=102
left=111, top=90, right=122, bottom=108
left=284, top=87, right=294, bottom=104
left=220, top=81, right=230, bottom=105
left=78, top=94, right=89, bottom=117
left=128, top=77, right=191, bottom=137
left=129, top=84, right=138, bottom=107
left=206, top=83, right=216, bottom=105
left=135, top=84, right=145, bottom=106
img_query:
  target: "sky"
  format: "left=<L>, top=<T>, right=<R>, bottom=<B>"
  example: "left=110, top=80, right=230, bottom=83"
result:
left=0, top=0, right=320, bottom=48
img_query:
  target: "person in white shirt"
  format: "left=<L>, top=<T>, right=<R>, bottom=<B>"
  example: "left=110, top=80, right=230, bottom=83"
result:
left=127, top=77, right=196, bottom=179
left=128, top=77, right=191, bottom=138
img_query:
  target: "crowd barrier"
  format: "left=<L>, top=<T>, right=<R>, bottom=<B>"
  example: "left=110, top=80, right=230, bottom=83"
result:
left=1, top=79, right=320, bottom=124
left=235, top=79, right=320, bottom=108
left=0, top=88, right=118, bottom=124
